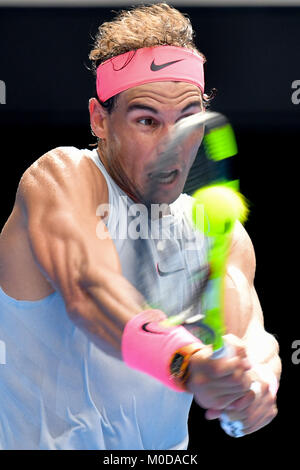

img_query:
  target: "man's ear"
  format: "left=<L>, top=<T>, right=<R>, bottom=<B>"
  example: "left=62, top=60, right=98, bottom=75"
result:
left=89, top=97, right=108, bottom=139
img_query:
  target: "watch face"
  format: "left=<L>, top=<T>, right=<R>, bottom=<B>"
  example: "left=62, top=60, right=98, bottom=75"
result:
left=170, top=353, right=185, bottom=377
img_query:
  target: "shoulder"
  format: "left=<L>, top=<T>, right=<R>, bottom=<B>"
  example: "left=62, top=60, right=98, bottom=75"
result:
left=20, top=146, right=99, bottom=183
left=17, top=146, right=107, bottom=208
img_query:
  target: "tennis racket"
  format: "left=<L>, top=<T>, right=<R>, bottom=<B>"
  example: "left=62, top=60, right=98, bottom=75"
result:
left=157, top=110, right=250, bottom=437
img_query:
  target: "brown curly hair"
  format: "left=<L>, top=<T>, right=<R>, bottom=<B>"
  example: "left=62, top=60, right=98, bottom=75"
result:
left=89, top=3, right=204, bottom=70
left=88, top=2, right=216, bottom=122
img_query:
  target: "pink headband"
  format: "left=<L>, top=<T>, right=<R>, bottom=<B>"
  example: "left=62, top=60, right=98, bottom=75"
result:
left=96, top=45, right=205, bottom=102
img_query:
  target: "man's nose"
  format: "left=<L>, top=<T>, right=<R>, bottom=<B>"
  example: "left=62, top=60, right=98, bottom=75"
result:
left=156, top=122, right=178, bottom=155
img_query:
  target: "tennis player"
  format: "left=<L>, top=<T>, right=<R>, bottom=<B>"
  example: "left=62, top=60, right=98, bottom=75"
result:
left=0, top=3, right=281, bottom=449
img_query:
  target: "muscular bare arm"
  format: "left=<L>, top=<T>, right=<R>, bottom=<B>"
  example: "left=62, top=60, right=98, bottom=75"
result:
left=193, top=221, right=281, bottom=433
left=224, top=221, right=281, bottom=379
left=16, top=147, right=144, bottom=358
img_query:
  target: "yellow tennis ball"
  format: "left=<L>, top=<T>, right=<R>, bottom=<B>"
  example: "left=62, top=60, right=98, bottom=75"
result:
left=192, top=185, right=248, bottom=236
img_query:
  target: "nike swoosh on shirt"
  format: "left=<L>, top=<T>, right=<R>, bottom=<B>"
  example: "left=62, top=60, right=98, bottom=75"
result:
left=157, top=263, right=185, bottom=277
left=150, top=59, right=183, bottom=71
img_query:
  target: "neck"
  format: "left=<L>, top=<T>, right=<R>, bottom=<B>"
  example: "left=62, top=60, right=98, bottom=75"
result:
left=96, top=146, right=172, bottom=219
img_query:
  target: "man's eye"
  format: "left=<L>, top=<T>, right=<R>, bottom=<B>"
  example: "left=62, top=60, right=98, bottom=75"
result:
left=138, top=118, right=156, bottom=126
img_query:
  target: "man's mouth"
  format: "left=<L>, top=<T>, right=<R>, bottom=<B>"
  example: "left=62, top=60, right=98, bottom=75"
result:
left=149, top=169, right=179, bottom=185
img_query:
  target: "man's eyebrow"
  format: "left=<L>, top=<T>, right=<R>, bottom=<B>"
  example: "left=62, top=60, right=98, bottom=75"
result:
left=126, top=101, right=202, bottom=115
left=181, top=101, right=203, bottom=113
left=127, top=104, right=158, bottom=114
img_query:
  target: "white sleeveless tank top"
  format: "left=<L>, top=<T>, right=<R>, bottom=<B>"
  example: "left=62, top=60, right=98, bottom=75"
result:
left=0, top=147, right=208, bottom=450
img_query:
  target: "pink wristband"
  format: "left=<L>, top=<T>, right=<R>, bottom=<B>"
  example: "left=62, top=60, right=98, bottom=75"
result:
left=122, top=310, right=203, bottom=392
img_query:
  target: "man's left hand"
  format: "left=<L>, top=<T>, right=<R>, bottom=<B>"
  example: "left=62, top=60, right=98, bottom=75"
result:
left=204, top=366, right=278, bottom=436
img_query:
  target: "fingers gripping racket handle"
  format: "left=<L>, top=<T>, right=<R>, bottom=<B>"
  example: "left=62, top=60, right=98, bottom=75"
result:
left=212, top=343, right=263, bottom=438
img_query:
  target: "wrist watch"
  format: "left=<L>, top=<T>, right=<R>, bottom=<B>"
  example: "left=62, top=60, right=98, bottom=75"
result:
left=169, top=343, right=203, bottom=389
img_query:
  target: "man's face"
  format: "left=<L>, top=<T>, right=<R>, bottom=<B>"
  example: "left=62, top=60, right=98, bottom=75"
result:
left=91, top=81, right=204, bottom=205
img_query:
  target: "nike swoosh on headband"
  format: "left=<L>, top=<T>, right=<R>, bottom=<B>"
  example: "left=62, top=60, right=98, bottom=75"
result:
left=150, top=59, right=183, bottom=72
left=157, top=263, right=185, bottom=277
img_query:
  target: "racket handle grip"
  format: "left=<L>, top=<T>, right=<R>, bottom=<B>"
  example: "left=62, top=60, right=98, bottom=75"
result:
left=211, top=342, right=234, bottom=359
left=211, top=342, right=247, bottom=438
left=211, top=346, right=226, bottom=359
